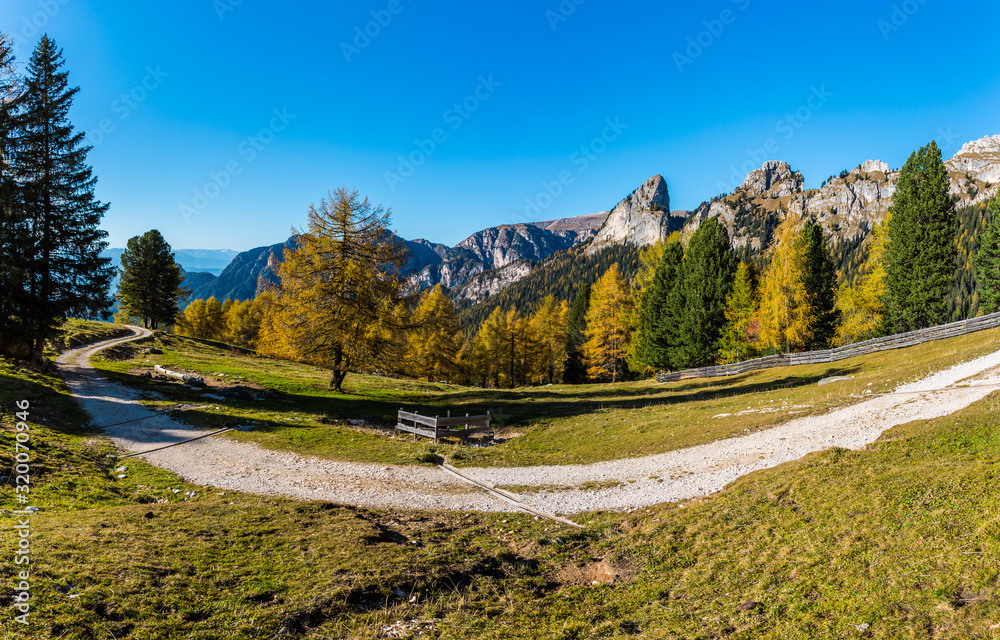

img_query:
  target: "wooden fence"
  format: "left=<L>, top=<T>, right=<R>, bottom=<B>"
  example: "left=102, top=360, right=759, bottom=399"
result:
left=656, top=311, right=1000, bottom=383
left=396, top=410, right=493, bottom=442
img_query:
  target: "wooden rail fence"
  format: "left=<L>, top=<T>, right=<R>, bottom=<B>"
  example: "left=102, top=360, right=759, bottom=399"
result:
left=656, top=311, right=1000, bottom=383
left=396, top=410, right=493, bottom=443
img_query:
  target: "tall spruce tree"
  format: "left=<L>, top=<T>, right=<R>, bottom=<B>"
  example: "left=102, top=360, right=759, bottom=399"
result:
left=883, top=141, right=956, bottom=332
left=16, top=35, right=113, bottom=359
left=562, top=282, right=591, bottom=383
left=634, top=239, right=683, bottom=370
left=674, top=217, right=737, bottom=368
left=0, top=34, right=30, bottom=356
left=801, top=219, right=839, bottom=349
left=117, top=229, right=184, bottom=330
left=973, top=198, right=1000, bottom=314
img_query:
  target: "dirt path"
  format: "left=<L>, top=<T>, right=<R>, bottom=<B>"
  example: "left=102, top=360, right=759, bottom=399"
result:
left=57, top=329, right=1000, bottom=515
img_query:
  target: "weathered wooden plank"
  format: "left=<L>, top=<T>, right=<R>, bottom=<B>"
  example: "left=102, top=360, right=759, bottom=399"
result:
left=395, top=424, right=438, bottom=439
left=397, top=411, right=438, bottom=427
left=435, top=415, right=491, bottom=427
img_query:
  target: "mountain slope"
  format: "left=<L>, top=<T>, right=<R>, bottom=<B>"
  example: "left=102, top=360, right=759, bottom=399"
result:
left=411, top=217, right=600, bottom=296
left=456, top=242, right=643, bottom=329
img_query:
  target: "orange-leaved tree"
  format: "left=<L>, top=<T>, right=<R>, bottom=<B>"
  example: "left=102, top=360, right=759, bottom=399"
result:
left=757, top=216, right=813, bottom=353
left=583, top=263, right=633, bottom=382
left=257, top=188, right=412, bottom=392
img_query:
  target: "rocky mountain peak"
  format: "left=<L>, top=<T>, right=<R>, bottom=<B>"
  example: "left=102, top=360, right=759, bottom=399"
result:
left=589, top=175, right=681, bottom=251
left=857, top=159, right=889, bottom=174
left=957, top=134, right=1000, bottom=157
left=740, top=161, right=802, bottom=198
left=946, top=134, right=1000, bottom=202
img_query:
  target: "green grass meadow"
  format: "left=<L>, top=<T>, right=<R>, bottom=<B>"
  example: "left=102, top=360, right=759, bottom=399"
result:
left=0, top=322, right=999, bottom=637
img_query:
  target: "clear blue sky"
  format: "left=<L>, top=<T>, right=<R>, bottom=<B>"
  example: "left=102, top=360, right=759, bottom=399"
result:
left=3, top=0, right=999, bottom=251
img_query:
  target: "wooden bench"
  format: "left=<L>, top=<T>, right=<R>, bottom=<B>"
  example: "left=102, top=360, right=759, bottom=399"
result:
left=395, top=409, right=492, bottom=443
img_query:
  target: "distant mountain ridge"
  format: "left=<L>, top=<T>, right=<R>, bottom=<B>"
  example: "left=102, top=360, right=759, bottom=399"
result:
left=109, top=135, right=1000, bottom=321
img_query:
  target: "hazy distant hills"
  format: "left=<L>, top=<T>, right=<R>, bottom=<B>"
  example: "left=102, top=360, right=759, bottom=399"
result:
left=101, top=248, right=239, bottom=277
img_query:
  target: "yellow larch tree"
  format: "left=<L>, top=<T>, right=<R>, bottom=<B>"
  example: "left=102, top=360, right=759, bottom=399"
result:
left=175, top=296, right=225, bottom=340
left=407, top=285, right=462, bottom=383
left=832, top=214, right=890, bottom=346
left=757, top=217, right=813, bottom=353
left=583, top=263, right=633, bottom=382
left=256, top=188, right=411, bottom=391
left=527, top=295, right=569, bottom=384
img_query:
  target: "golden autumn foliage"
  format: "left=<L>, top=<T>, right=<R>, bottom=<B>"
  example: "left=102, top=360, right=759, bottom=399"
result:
left=173, top=296, right=264, bottom=348
left=757, top=217, right=813, bottom=353
left=469, top=307, right=528, bottom=388
left=717, top=262, right=759, bottom=364
left=175, top=296, right=225, bottom=341
left=583, top=263, right=632, bottom=382
left=528, top=295, right=569, bottom=384
left=256, top=188, right=411, bottom=391
left=406, top=285, right=462, bottom=382
left=833, top=214, right=890, bottom=346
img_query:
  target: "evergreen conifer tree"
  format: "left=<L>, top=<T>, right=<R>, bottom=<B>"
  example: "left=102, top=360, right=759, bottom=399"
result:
left=674, top=217, right=736, bottom=368
left=884, top=141, right=956, bottom=332
left=801, top=219, right=839, bottom=349
left=634, top=239, right=684, bottom=370
left=562, top=282, right=591, bottom=383
left=117, top=229, right=184, bottom=330
left=972, top=198, right=1000, bottom=313
left=0, top=34, right=29, bottom=356
left=16, top=35, right=114, bottom=360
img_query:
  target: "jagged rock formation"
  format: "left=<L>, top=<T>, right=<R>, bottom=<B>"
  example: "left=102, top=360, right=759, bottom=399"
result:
left=945, top=135, right=1000, bottom=204
left=452, top=261, right=534, bottom=305
left=179, top=135, right=1000, bottom=314
left=683, top=162, right=807, bottom=256
left=589, top=175, right=685, bottom=251
left=684, top=137, right=1000, bottom=262
left=409, top=219, right=594, bottom=292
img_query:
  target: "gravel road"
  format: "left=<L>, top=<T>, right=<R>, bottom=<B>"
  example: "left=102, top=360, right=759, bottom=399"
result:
left=57, top=328, right=1000, bottom=515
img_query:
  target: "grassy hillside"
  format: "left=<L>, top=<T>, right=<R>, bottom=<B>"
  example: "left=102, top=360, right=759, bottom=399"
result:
left=3, top=324, right=1000, bottom=637
left=91, top=326, right=1000, bottom=468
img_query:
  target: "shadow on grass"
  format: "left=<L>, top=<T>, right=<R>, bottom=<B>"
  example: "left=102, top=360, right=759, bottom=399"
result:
left=93, top=360, right=864, bottom=436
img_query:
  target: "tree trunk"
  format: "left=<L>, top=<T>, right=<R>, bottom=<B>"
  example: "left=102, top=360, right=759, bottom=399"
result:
left=30, top=337, right=45, bottom=370
left=329, top=369, right=348, bottom=392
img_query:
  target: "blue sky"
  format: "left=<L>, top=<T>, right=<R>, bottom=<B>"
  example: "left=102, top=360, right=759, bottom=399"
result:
left=3, top=0, right=999, bottom=251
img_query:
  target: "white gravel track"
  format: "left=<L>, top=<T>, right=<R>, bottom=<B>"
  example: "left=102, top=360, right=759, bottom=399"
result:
left=57, top=327, right=1000, bottom=515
